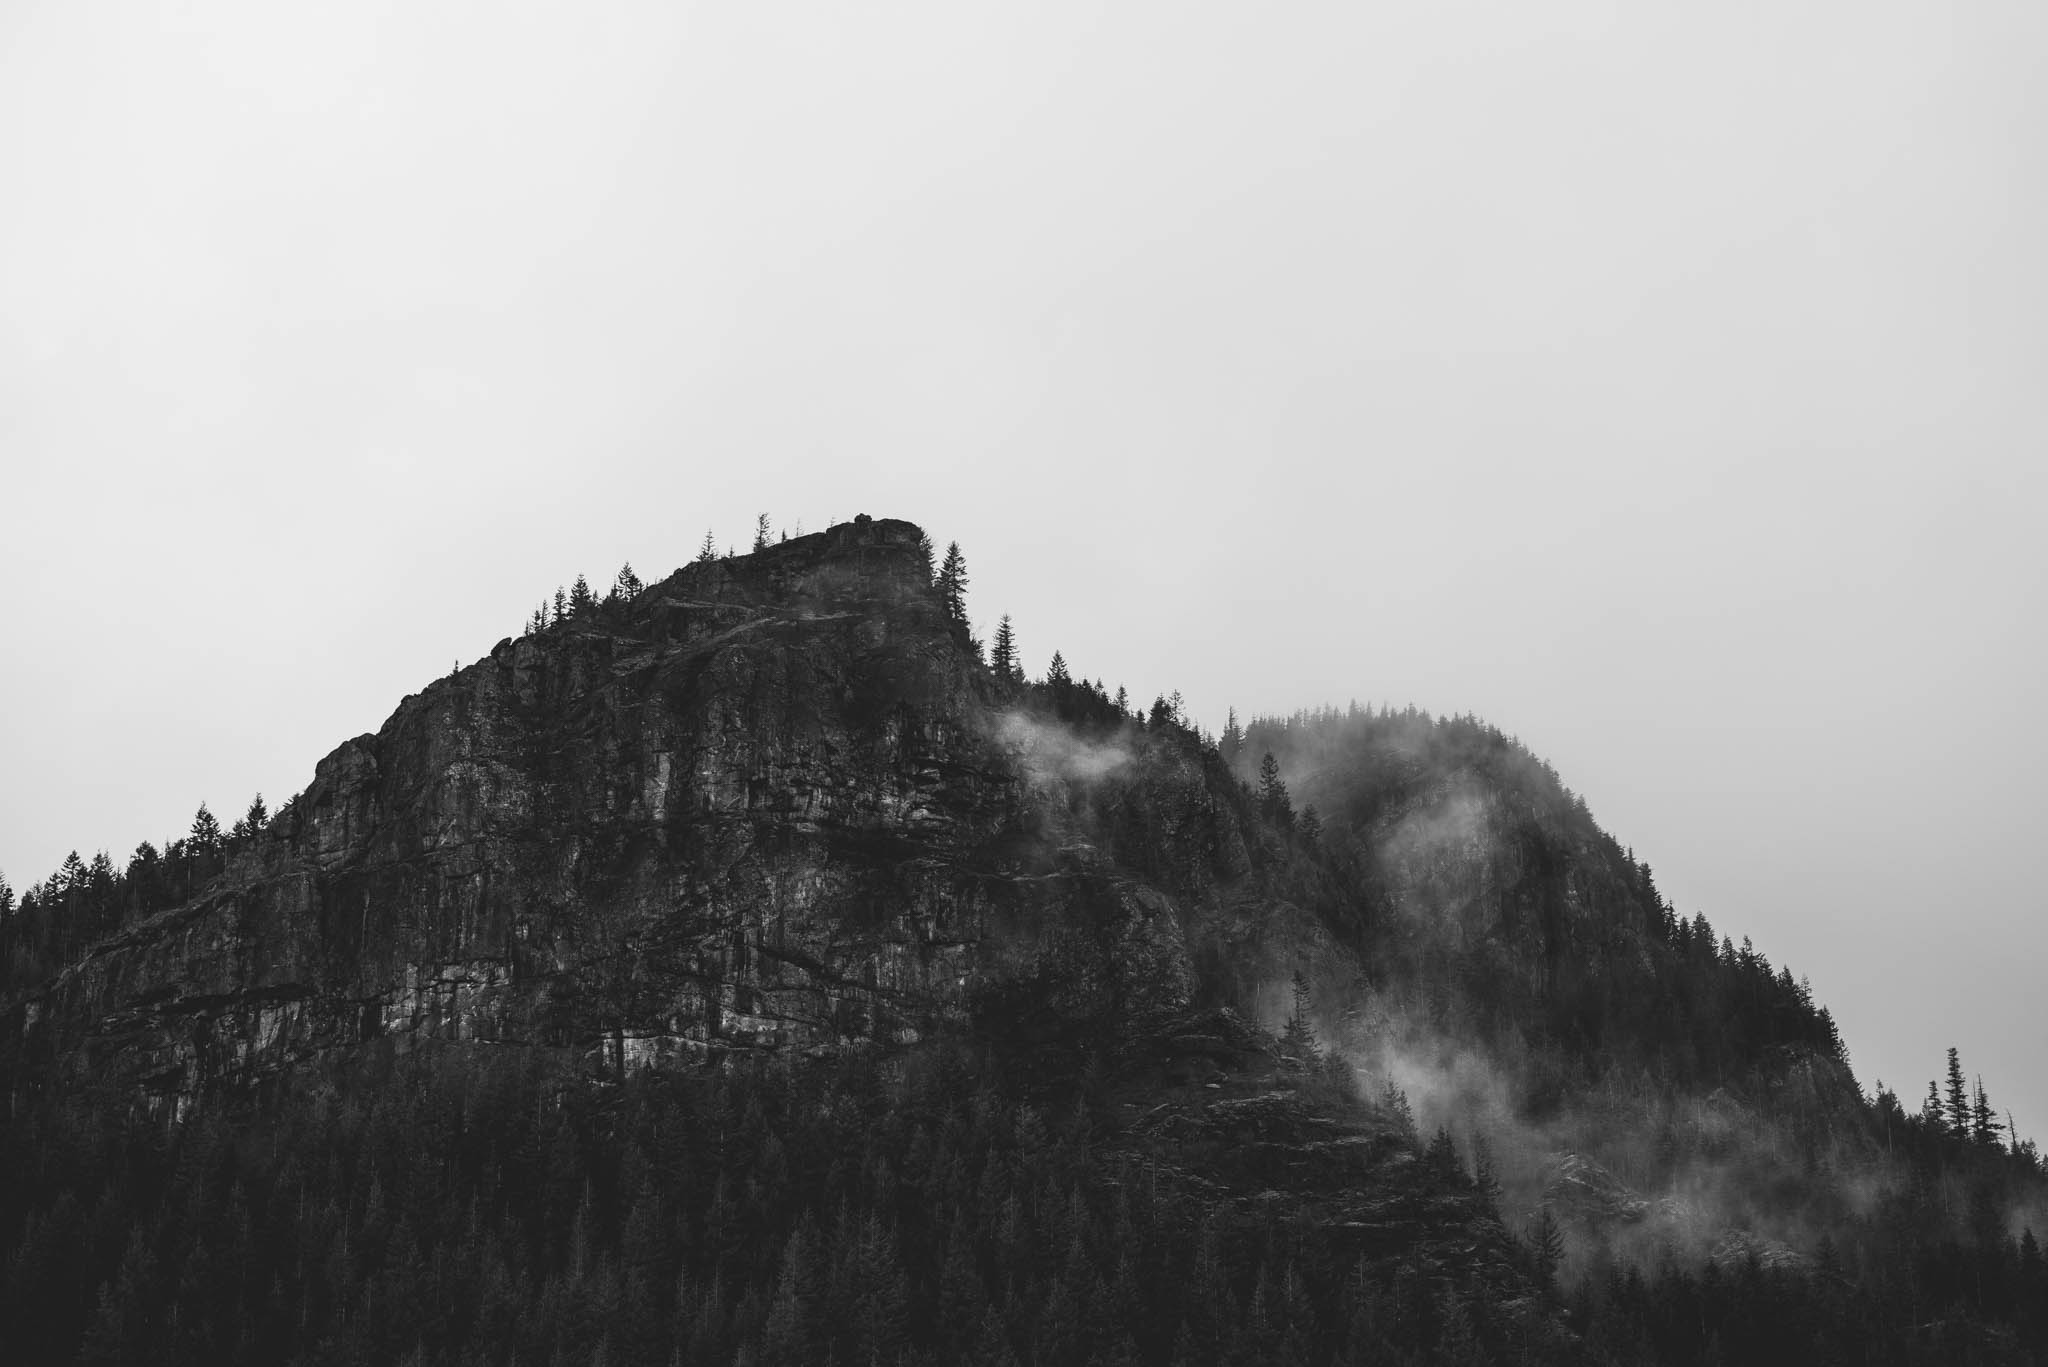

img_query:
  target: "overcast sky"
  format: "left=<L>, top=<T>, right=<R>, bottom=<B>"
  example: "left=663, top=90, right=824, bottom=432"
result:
left=3, top=1, right=2043, bottom=1131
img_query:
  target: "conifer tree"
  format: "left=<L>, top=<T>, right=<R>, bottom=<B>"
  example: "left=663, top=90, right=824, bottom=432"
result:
left=1046, top=650, right=1069, bottom=688
left=569, top=574, right=595, bottom=616
left=697, top=529, right=717, bottom=564
left=553, top=586, right=568, bottom=625
left=990, top=615, right=1018, bottom=682
left=1300, top=805, right=1323, bottom=852
left=189, top=804, right=223, bottom=853
left=1946, top=1047, right=1972, bottom=1139
left=752, top=514, right=771, bottom=554
left=613, top=563, right=643, bottom=601
left=1973, top=1077, right=2006, bottom=1147
left=1257, top=754, right=1294, bottom=828
left=59, top=850, right=86, bottom=892
left=1221, top=708, right=1244, bottom=768
left=937, top=542, right=969, bottom=626
left=0, top=872, right=12, bottom=919
left=230, top=794, right=267, bottom=842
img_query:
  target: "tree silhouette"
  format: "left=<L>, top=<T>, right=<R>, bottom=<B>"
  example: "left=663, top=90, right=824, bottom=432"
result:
left=991, top=615, right=1019, bottom=682
left=753, top=514, right=771, bottom=553
left=1947, top=1047, right=1971, bottom=1139
left=230, top=794, right=267, bottom=843
left=1221, top=708, right=1245, bottom=769
left=937, top=542, right=969, bottom=626
left=1257, top=754, right=1294, bottom=829
left=1974, top=1077, right=2006, bottom=1147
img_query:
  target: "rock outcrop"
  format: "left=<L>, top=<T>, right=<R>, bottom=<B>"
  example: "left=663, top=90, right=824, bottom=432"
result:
left=8, top=518, right=1280, bottom=1112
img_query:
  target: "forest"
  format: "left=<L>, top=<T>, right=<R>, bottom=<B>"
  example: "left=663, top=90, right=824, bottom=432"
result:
left=3, top=526, right=2045, bottom=1364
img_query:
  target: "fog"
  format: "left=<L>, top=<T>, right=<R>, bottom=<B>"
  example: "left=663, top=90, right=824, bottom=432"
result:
left=2, top=1, right=2044, bottom=1137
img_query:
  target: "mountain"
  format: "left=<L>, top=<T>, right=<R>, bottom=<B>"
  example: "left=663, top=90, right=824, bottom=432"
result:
left=2, top=516, right=2044, bottom=1366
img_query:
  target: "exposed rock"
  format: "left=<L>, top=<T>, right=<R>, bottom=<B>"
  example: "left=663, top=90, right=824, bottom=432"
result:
left=4, top=519, right=1275, bottom=1114
left=1543, top=1151, right=1652, bottom=1225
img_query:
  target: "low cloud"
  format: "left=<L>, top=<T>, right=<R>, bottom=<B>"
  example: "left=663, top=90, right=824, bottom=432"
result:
left=996, top=712, right=1133, bottom=787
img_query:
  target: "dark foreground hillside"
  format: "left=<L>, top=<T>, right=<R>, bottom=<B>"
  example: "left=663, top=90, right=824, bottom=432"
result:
left=2, top=518, right=2043, bottom=1364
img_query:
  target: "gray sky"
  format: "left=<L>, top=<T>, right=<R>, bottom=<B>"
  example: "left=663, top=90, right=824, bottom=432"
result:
left=3, top=2, right=2043, bottom=1131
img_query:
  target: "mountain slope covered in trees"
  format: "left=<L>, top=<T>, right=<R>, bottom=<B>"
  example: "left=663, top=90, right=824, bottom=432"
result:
left=1, top=516, right=2043, bottom=1365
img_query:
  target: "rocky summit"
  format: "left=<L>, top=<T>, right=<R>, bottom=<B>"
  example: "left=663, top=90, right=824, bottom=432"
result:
left=15, top=516, right=1237, bottom=1097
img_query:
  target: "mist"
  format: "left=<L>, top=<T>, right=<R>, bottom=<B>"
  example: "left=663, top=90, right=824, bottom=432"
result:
left=2, top=0, right=2043, bottom=1205
left=1240, top=710, right=2048, bottom=1286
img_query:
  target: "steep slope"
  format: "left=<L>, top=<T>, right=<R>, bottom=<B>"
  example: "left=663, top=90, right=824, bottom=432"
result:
left=1229, top=707, right=1881, bottom=1256
left=5, top=517, right=1252, bottom=1104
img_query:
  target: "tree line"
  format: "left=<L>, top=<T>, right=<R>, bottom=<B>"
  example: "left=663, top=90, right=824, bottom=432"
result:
left=1, top=796, right=271, bottom=991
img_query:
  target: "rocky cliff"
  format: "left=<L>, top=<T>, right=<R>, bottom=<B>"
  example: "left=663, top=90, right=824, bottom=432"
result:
left=9, top=517, right=1296, bottom=1113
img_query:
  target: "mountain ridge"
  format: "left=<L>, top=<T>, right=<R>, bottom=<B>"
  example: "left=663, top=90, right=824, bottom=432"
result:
left=3, top=515, right=2044, bottom=1364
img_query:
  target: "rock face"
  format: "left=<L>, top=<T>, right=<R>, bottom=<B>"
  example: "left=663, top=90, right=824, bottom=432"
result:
left=13, top=517, right=1268, bottom=1108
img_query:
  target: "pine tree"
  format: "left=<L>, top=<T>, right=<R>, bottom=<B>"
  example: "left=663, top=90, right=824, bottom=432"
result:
left=1425, top=1127, right=1463, bottom=1179
left=1221, top=708, right=1245, bottom=768
left=231, top=793, right=268, bottom=842
left=1046, top=650, right=1070, bottom=688
left=0, top=872, right=12, bottom=919
left=1946, top=1047, right=1971, bottom=1139
left=937, top=542, right=969, bottom=626
left=569, top=574, right=595, bottom=616
left=990, top=615, right=1018, bottom=682
left=1300, top=805, right=1323, bottom=852
left=190, top=804, right=223, bottom=853
left=1471, top=1135, right=1503, bottom=1214
left=1257, top=754, right=1294, bottom=828
left=1380, top=1081, right=1416, bottom=1139
left=1972, top=1077, right=2006, bottom=1147
left=753, top=514, right=771, bottom=554
left=613, top=563, right=643, bottom=601
left=697, top=529, right=717, bottom=564
left=553, top=586, right=568, bottom=624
